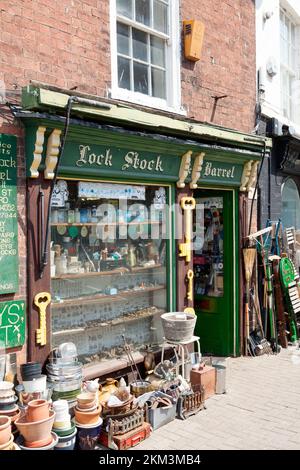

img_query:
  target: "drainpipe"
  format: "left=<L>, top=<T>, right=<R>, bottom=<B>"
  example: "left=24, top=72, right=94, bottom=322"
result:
left=39, top=96, right=111, bottom=278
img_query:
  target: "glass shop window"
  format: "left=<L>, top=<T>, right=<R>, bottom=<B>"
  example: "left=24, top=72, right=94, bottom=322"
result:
left=50, top=180, right=169, bottom=365
left=281, top=178, right=300, bottom=230
left=193, top=196, right=224, bottom=298
left=112, top=0, right=181, bottom=110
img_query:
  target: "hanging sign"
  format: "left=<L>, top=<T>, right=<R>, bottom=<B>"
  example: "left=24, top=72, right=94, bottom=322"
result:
left=0, top=134, right=18, bottom=294
left=0, top=300, right=26, bottom=349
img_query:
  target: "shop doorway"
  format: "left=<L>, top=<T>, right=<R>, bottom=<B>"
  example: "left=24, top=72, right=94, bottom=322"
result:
left=193, top=189, right=237, bottom=356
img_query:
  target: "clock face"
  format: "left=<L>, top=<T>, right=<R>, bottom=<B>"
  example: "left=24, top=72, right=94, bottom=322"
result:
left=57, top=225, right=67, bottom=235
left=81, top=226, right=88, bottom=237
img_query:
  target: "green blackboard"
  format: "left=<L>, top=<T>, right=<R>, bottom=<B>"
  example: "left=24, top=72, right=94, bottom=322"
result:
left=0, top=300, right=26, bottom=349
left=0, top=134, right=18, bottom=294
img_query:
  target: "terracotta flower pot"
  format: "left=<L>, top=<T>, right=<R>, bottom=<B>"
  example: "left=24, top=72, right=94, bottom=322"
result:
left=0, top=433, right=14, bottom=450
left=0, top=416, right=11, bottom=445
left=74, top=406, right=101, bottom=425
left=27, top=399, right=49, bottom=422
left=15, top=409, right=55, bottom=446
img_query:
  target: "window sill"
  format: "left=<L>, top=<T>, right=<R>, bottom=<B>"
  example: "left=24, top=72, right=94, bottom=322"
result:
left=110, top=89, right=186, bottom=117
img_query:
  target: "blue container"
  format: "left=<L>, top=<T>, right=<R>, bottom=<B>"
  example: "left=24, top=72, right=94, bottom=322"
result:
left=54, top=428, right=77, bottom=451
left=75, top=418, right=102, bottom=450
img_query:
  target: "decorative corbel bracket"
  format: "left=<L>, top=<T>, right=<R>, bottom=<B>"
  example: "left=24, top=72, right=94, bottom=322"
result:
left=246, top=161, right=259, bottom=192
left=177, top=150, right=192, bottom=188
left=190, top=152, right=205, bottom=189
left=44, top=129, right=62, bottom=179
left=239, top=160, right=253, bottom=191
left=29, top=126, right=46, bottom=178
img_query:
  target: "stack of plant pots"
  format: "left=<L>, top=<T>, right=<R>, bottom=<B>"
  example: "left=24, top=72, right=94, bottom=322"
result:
left=52, top=400, right=77, bottom=450
left=46, top=343, right=82, bottom=413
left=20, top=362, right=47, bottom=394
left=0, top=381, right=20, bottom=437
left=74, top=392, right=102, bottom=450
left=0, top=416, right=15, bottom=450
left=15, top=399, right=57, bottom=450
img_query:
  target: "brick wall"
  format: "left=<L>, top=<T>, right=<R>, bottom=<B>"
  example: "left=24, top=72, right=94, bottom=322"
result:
left=0, top=1, right=257, bottom=367
left=181, top=0, right=256, bottom=132
left=0, top=0, right=256, bottom=132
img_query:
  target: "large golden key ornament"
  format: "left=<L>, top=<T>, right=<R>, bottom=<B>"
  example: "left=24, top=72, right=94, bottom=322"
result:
left=34, top=292, right=51, bottom=346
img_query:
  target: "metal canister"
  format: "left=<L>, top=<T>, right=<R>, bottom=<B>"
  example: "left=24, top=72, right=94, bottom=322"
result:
left=213, top=364, right=226, bottom=394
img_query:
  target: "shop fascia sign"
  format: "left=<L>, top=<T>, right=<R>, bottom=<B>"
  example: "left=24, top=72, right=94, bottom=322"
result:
left=75, top=145, right=164, bottom=173
left=26, top=127, right=257, bottom=190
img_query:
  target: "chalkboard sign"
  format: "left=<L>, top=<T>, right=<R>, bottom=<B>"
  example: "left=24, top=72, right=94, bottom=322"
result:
left=0, top=134, right=18, bottom=294
left=0, top=300, right=26, bottom=349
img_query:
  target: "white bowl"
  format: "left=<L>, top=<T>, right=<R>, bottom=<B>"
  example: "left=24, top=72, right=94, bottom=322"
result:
left=23, top=375, right=47, bottom=393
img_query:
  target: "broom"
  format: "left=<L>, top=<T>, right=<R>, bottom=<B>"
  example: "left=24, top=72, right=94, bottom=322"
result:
left=243, top=247, right=257, bottom=355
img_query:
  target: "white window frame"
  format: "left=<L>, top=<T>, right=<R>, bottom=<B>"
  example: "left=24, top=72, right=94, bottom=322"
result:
left=279, top=4, right=300, bottom=125
left=110, top=0, right=183, bottom=114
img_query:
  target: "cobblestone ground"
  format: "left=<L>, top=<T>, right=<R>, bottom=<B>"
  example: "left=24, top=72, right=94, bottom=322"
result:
left=134, top=346, right=300, bottom=450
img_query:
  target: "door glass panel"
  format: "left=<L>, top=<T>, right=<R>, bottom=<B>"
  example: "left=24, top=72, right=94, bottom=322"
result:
left=194, top=196, right=224, bottom=297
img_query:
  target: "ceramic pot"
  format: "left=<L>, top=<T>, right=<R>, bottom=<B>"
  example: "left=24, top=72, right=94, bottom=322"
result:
left=16, top=431, right=58, bottom=450
left=16, top=387, right=52, bottom=406
left=53, top=422, right=76, bottom=437
left=0, top=381, right=14, bottom=397
left=98, top=378, right=118, bottom=405
left=77, top=392, right=97, bottom=407
left=0, top=416, right=12, bottom=445
left=55, top=428, right=77, bottom=450
left=20, top=363, right=42, bottom=381
left=27, top=399, right=49, bottom=422
left=15, top=409, right=55, bottom=446
left=74, top=405, right=101, bottom=425
left=0, top=433, right=14, bottom=450
left=52, top=400, right=70, bottom=424
left=75, top=418, right=102, bottom=450
left=22, top=375, right=47, bottom=393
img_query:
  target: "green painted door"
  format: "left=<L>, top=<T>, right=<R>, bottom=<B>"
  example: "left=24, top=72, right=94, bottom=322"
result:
left=193, top=189, right=237, bottom=356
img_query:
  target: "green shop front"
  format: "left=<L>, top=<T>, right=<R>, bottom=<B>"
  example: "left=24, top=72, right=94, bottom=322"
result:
left=20, top=86, right=269, bottom=376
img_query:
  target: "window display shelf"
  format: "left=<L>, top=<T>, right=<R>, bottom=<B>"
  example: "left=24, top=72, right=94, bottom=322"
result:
left=51, top=285, right=166, bottom=308
left=52, top=307, right=165, bottom=336
left=51, top=264, right=163, bottom=280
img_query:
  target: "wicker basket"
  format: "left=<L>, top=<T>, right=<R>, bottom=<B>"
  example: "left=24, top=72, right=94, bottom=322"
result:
left=161, top=312, right=196, bottom=342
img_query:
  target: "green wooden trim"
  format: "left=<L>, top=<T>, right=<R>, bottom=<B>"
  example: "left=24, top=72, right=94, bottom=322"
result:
left=22, top=85, right=272, bottom=151
left=234, top=190, right=240, bottom=356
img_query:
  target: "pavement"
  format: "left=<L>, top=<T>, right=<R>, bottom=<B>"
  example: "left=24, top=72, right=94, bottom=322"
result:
left=134, top=346, right=300, bottom=450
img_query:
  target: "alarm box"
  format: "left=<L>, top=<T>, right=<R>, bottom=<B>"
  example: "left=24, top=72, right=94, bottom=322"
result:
left=183, top=20, right=205, bottom=62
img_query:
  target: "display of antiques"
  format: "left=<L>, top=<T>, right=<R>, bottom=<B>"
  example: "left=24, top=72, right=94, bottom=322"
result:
left=245, top=221, right=300, bottom=355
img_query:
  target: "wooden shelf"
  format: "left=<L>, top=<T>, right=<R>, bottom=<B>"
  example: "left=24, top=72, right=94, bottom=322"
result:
left=51, top=221, right=160, bottom=227
left=51, top=285, right=166, bottom=308
left=51, top=264, right=163, bottom=280
left=52, top=308, right=165, bottom=336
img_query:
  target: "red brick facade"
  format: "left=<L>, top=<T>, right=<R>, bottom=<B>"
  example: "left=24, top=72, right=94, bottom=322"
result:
left=0, top=0, right=256, bottom=132
left=0, top=1, right=257, bottom=366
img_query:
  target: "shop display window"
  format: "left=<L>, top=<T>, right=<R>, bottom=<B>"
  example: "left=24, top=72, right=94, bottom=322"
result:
left=50, top=180, right=169, bottom=365
left=194, top=196, right=224, bottom=297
